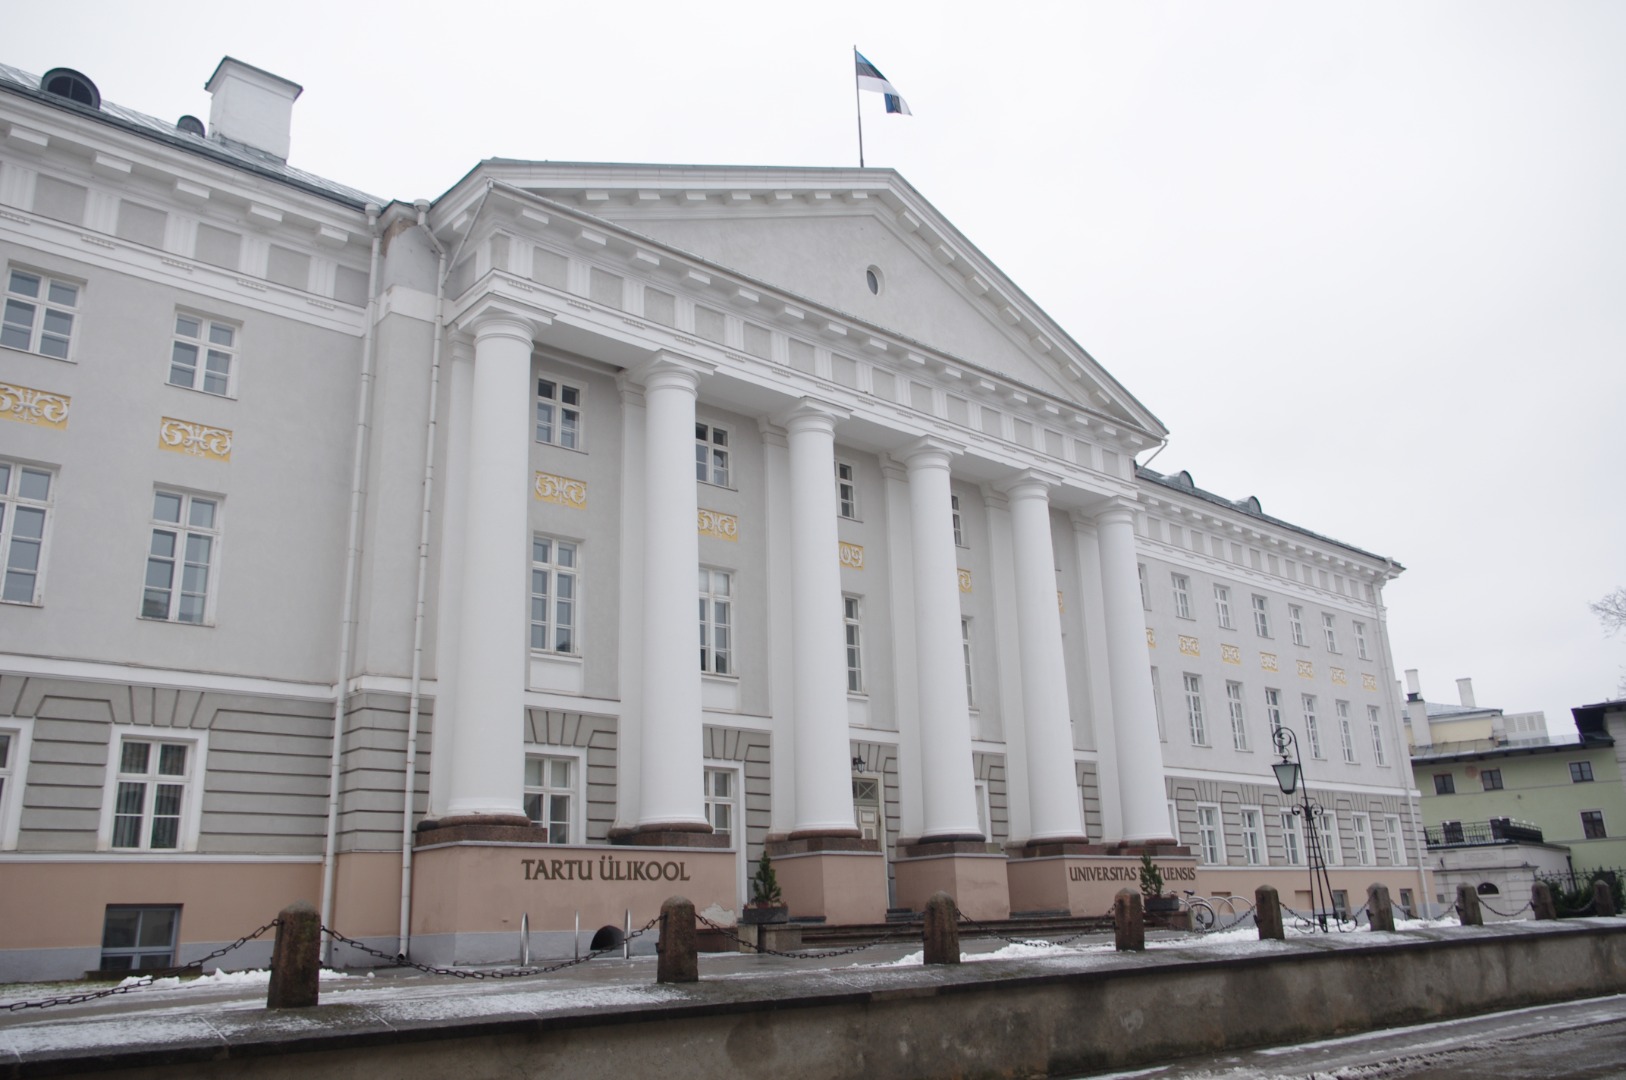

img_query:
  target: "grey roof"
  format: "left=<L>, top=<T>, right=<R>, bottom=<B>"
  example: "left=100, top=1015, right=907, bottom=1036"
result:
left=1136, top=466, right=1401, bottom=568
left=0, top=63, right=377, bottom=209
left=1425, top=702, right=1500, bottom=719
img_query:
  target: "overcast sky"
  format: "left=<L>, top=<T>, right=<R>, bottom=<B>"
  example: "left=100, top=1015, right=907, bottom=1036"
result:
left=9, top=1, right=1624, bottom=732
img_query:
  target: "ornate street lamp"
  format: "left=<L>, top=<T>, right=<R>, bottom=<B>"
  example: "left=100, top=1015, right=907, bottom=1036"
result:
left=1271, top=725, right=1340, bottom=932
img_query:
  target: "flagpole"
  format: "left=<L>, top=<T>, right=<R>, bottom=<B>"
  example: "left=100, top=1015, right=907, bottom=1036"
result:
left=853, top=45, right=865, bottom=168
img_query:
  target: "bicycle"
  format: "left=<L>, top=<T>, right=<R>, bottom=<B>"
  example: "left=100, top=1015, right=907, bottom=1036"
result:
left=1180, top=890, right=1218, bottom=931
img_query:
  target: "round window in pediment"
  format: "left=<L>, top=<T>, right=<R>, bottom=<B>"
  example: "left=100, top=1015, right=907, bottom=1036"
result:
left=865, top=266, right=884, bottom=296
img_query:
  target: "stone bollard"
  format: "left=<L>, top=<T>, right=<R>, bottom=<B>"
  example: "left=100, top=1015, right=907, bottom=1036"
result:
left=922, top=891, right=960, bottom=965
left=1594, top=879, right=1617, bottom=918
left=1114, top=889, right=1144, bottom=952
left=1255, top=885, right=1284, bottom=941
left=1455, top=884, right=1483, bottom=927
left=1366, top=883, right=1396, bottom=932
left=656, top=896, right=698, bottom=984
left=266, top=900, right=321, bottom=1009
left=1531, top=881, right=1557, bottom=921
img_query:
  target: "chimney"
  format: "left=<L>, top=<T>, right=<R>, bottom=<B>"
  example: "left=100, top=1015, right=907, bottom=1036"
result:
left=1403, top=669, right=1433, bottom=748
left=1456, top=678, right=1476, bottom=709
left=204, top=57, right=302, bottom=161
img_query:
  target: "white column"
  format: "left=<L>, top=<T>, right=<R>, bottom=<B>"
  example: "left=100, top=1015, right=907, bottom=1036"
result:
left=445, top=315, right=533, bottom=820
left=1096, top=502, right=1175, bottom=844
left=613, top=377, right=647, bottom=831
left=901, top=440, right=983, bottom=841
left=782, top=401, right=860, bottom=836
left=879, top=458, right=925, bottom=842
left=759, top=421, right=798, bottom=838
left=1002, top=474, right=1087, bottom=843
left=428, top=339, right=474, bottom=818
left=635, top=355, right=711, bottom=832
left=1070, top=514, right=1123, bottom=841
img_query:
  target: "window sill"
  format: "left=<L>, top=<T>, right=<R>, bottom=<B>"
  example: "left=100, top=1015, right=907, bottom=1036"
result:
left=0, top=599, right=42, bottom=609
left=138, top=615, right=214, bottom=628
left=0, top=343, right=75, bottom=364
left=535, top=441, right=588, bottom=456
left=698, top=480, right=737, bottom=492
left=165, top=382, right=237, bottom=402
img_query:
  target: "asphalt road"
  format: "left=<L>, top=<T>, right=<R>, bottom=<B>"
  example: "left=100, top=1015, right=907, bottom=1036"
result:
left=1085, top=994, right=1626, bottom=1078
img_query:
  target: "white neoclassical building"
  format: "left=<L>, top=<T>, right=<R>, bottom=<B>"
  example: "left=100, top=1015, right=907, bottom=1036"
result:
left=0, top=57, right=1431, bottom=979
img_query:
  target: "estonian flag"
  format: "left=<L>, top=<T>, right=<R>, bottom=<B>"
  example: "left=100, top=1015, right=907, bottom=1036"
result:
left=855, top=51, right=912, bottom=115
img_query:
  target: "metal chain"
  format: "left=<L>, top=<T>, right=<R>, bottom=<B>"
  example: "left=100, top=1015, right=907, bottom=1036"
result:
left=1477, top=897, right=1534, bottom=918
left=1281, top=903, right=1359, bottom=933
left=693, top=912, right=916, bottom=959
left=320, top=917, right=659, bottom=980
left=3, top=919, right=281, bottom=1013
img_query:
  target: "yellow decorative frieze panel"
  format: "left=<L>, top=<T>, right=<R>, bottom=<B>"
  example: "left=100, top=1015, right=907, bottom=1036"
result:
left=1362, top=672, right=1378, bottom=692
left=957, top=568, right=973, bottom=593
left=839, top=541, right=865, bottom=569
left=534, top=471, right=588, bottom=509
left=1297, top=659, right=1315, bottom=680
left=158, top=417, right=232, bottom=461
left=1221, top=643, right=1242, bottom=666
left=1146, top=628, right=1156, bottom=648
left=1331, top=667, right=1348, bottom=686
left=1178, top=634, right=1200, bottom=657
left=697, top=508, right=738, bottom=541
left=1260, top=652, right=1279, bottom=672
left=0, top=381, right=70, bottom=429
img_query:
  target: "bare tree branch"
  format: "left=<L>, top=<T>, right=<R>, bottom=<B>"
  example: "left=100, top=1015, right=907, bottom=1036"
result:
left=1592, top=587, right=1626, bottom=635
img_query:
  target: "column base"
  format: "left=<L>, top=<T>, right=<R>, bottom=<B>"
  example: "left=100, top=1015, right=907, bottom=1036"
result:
left=414, top=817, right=546, bottom=843
left=765, top=837, right=888, bottom=926
left=893, top=839, right=1010, bottom=922
left=609, top=825, right=731, bottom=849
left=1004, top=844, right=1198, bottom=918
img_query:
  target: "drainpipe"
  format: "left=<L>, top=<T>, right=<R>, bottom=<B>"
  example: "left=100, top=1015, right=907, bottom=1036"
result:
left=320, top=202, right=383, bottom=962
left=398, top=182, right=493, bottom=958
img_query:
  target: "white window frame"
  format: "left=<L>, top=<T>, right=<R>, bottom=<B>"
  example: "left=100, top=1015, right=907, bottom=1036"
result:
left=97, top=729, right=207, bottom=852
left=1150, top=666, right=1167, bottom=741
left=1280, top=810, right=1304, bottom=865
left=699, top=567, right=734, bottom=676
left=530, top=536, right=579, bottom=655
left=1196, top=804, right=1224, bottom=864
left=168, top=312, right=238, bottom=397
left=1138, top=562, right=1150, bottom=610
left=960, top=617, right=975, bottom=708
left=1369, top=705, right=1388, bottom=766
left=1337, top=700, right=1356, bottom=763
left=835, top=460, right=859, bottom=520
left=951, top=494, right=965, bottom=548
left=1213, top=584, right=1233, bottom=629
left=1239, top=806, right=1264, bottom=866
left=1183, top=672, right=1207, bottom=746
left=1251, top=594, right=1271, bottom=638
left=844, top=594, right=864, bottom=694
left=1, top=460, right=54, bottom=606
left=1264, top=687, right=1284, bottom=738
left=973, top=780, right=992, bottom=841
left=1315, top=810, right=1341, bottom=866
left=524, top=751, right=582, bottom=844
left=1384, top=814, right=1406, bottom=866
left=703, top=764, right=739, bottom=847
left=1167, top=800, right=1180, bottom=843
left=1289, top=604, right=1306, bottom=646
left=1351, top=812, right=1374, bottom=866
left=535, top=376, right=583, bottom=450
left=1171, top=573, right=1191, bottom=619
left=141, top=490, right=221, bottom=625
left=1226, top=680, right=1249, bottom=750
left=1353, top=620, right=1369, bottom=660
left=2, top=266, right=79, bottom=360
left=695, top=421, right=730, bottom=486
left=1302, top=694, right=1322, bottom=758
left=0, top=718, right=34, bottom=850
left=1322, top=612, right=1339, bottom=653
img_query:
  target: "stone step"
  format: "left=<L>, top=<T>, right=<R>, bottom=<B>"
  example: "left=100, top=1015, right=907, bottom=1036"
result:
left=800, top=913, right=1115, bottom=948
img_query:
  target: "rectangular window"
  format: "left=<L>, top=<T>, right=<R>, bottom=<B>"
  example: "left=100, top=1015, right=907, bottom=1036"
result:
left=699, top=568, right=733, bottom=675
left=1322, top=612, right=1339, bottom=653
left=1240, top=807, right=1263, bottom=866
left=1480, top=768, right=1503, bottom=791
left=142, top=490, right=219, bottom=624
left=0, top=725, right=21, bottom=848
left=1384, top=815, right=1406, bottom=866
left=535, top=378, right=582, bottom=449
left=524, top=755, right=574, bottom=843
left=853, top=777, right=882, bottom=840
left=1570, top=761, right=1595, bottom=783
left=1316, top=812, right=1341, bottom=866
left=1302, top=694, right=1322, bottom=758
left=1138, top=563, right=1150, bottom=610
left=530, top=537, right=578, bottom=654
left=1337, top=700, right=1356, bottom=763
left=109, top=738, right=194, bottom=850
left=1434, top=772, right=1455, bottom=795
left=1184, top=673, right=1207, bottom=746
left=704, top=767, right=735, bottom=843
left=1281, top=811, right=1303, bottom=864
left=1581, top=810, right=1607, bottom=839
left=1226, top=680, right=1248, bottom=750
left=1150, top=666, right=1166, bottom=741
left=836, top=461, right=858, bottom=519
left=1265, top=687, right=1283, bottom=738
left=1214, top=585, right=1233, bottom=629
left=1252, top=594, right=1271, bottom=637
left=695, top=422, right=730, bottom=486
left=951, top=494, right=965, bottom=547
left=1351, top=813, right=1373, bottom=865
left=1171, top=573, right=1191, bottom=619
left=1368, top=705, right=1387, bottom=766
left=1442, top=819, right=1465, bottom=844
left=1353, top=620, right=1369, bottom=660
left=0, top=461, right=53, bottom=604
left=1289, top=605, right=1306, bottom=646
left=1197, top=804, right=1223, bottom=864
left=961, top=617, right=975, bottom=707
left=844, top=595, right=863, bottom=693
left=100, top=905, right=179, bottom=972
left=169, top=314, right=236, bottom=396
left=3, top=268, right=78, bottom=359
left=974, top=780, right=991, bottom=840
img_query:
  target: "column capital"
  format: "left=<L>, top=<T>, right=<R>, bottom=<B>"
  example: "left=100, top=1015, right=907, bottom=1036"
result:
left=631, top=350, right=716, bottom=394
left=896, top=435, right=966, bottom=472
left=1093, top=497, right=1140, bottom=529
left=994, top=468, right=1064, bottom=501
left=774, top=396, right=851, bottom=435
left=756, top=416, right=789, bottom=449
left=456, top=298, right=550, bottom=344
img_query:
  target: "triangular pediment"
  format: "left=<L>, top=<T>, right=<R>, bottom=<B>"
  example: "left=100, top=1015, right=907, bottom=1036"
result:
left=475, top=161, right=1165, bottom=437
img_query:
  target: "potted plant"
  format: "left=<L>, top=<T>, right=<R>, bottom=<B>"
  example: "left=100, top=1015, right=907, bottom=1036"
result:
left=741, top=849, right=789, bottom=924
left=1140, top=851, right=1180, bottom=913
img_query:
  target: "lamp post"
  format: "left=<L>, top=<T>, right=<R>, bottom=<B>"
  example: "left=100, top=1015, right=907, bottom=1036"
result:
left=1271, top=725, right=1340, bottom=932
